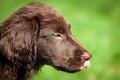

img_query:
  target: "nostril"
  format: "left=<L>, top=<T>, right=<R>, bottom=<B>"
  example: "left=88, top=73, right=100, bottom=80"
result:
left=82, top=52, right=91, bottom=60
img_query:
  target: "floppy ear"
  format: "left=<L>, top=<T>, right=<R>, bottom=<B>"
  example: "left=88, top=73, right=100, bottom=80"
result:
left=0, top=11, right=40, bottom=70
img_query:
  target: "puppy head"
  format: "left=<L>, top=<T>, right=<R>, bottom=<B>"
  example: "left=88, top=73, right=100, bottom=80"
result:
left=28, top=3, right=92, bottom=72
left=0, top=2, right=92, bottom=72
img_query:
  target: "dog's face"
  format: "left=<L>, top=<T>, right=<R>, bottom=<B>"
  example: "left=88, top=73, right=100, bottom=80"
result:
left=35, top=5, right=92, bottom=72
left=37, top=18, right=91, bottom=73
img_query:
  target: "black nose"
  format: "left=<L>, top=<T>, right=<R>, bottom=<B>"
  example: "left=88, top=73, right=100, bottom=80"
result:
left=82, top=52, right=92, bottom=60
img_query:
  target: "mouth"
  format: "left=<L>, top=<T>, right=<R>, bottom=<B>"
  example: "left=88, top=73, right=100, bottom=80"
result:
left=53, top=60, right=90, bottom=73
left=79, top=60, right=90, bottom=70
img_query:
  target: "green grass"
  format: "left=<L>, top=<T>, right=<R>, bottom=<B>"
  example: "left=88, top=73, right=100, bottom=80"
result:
left=0, top=0, right=120, bottom=80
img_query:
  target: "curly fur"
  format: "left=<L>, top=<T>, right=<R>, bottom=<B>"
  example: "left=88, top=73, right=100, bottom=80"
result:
left=0, top=2, right=91, bottom=80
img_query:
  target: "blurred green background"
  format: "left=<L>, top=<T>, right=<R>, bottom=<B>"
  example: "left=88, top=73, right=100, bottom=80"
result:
left=0, top=0, right=120, bottom=80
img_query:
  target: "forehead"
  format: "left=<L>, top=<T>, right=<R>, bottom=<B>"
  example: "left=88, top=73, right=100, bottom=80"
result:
left=40, top=16, right=70, bottom=31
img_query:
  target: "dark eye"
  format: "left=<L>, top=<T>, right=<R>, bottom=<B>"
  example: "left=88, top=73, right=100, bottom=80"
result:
left=53, top=33, right=63, bottom=40
left=54, top=33, right=62, bottom=37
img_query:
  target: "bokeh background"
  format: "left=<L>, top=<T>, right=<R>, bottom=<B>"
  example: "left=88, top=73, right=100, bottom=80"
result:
left=0, top=0, right=120, bottom=80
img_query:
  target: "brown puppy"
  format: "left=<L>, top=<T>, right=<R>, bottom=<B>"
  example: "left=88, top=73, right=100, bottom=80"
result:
left=0, top=2, right=92, bottom=80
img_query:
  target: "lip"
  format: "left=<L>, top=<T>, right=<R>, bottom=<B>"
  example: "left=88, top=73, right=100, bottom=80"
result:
left=52, top=60, right=91, bottom=73
left=79, top=60, right=90, bottom=70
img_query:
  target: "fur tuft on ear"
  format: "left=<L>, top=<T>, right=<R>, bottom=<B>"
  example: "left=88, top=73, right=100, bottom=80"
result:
left=0, top=8, right=40, bottom=70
